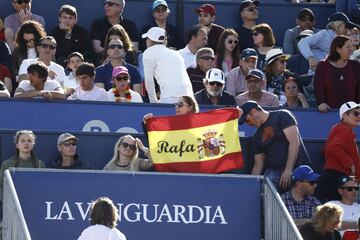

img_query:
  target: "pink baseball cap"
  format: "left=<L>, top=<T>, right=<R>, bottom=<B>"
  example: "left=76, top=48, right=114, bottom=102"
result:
left=112, top=66, right=129, bottom=77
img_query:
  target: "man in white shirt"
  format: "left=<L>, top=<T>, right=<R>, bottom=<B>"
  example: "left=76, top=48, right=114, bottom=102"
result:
left=178, top=25, right=208, bottom=68
left=18, top=36, right=66, bottom=85
left=68, top=62, right=108, bottom=101
left=14, top=62, right=65, bottom=100
left=329, top=176, right=360, bottom=231
left=142, top=27, right=193, bottom=103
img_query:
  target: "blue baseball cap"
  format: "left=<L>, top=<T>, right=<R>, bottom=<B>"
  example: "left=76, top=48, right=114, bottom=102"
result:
left=292, top=165, right=319, bottom=182
left=240, top=48, right=258, bottom=60
left=337, top=175, right=356, bottom=188
left=152, top=0, right=168, bottom=11
left=238, top=100, right=260, bottom=125
left=245, top=69, right=264, bottom=80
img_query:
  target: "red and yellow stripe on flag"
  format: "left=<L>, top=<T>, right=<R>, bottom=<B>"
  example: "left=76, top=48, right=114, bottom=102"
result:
left=146, top=108, right=244, bottom=173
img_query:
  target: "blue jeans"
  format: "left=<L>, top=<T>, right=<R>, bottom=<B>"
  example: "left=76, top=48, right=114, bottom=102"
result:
left=264, top=169, right=282, bottom=193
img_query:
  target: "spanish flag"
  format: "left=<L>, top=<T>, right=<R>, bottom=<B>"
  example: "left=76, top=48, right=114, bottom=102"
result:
left=146, top=108, right=244, bottom=173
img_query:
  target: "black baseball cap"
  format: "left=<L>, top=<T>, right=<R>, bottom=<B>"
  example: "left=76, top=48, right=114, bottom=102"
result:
left=328, top=12, right=359, bottom=29
left=238, top=101, right=260, bottom=125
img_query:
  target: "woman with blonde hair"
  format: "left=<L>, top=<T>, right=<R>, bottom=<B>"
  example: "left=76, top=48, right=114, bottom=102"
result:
left=298, top=12, right=358, bottom=72
left=103, top=135, right=152, bottom=171
left=299, top=202, right=342, bottom=240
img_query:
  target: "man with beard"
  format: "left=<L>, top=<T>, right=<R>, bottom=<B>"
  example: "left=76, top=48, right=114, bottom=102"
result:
left=194, top=68, right=236, bottom=106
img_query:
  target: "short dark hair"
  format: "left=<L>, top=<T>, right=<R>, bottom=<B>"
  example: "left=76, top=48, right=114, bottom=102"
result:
left=297, top=8, right=314, bottom=21
left=59, top=4, right=77, bottom=18
left=90, top=197, right=118, bottom=228
left=186, top=25, right=207, bottom=43
left=75, top=62, right=95, bottom=77
left=67, top=52, right=84, bottom=62
left=27, top=62, right=48, bottom=81
left=327, top=35, right=351, bottom=62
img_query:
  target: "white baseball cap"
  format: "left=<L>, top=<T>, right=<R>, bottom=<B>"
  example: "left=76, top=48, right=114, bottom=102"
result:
left=141, top=27, right=166, bottom=43
left=339, top=101, right=360, bottom=120
left=204, top=68, right=225, bottom=84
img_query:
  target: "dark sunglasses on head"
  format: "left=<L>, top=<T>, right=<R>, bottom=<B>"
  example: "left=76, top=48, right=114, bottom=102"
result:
left=302, top=181, right=317, bottom=186
left=200, top=56, right=215, bottom=61
left=104, top=1, right=119, bottom=7
left=340, top=186, right=360, bottom=192
left=243, top=7, right=258, bottom=12
left=116, top=76, right=129, bottom=81
left=62, top=142, right=77, bottom=147
left=209, top=81, right=223, bottom=87
left=15, top=0, right=30, bottom=4
left=227, top=39, right=239, bottom=45
left=122, top=142, right=136, bottom=150
left=109, top=44, right=124, bottom=50
left=24, top=38, right=35, bottom=44
left=40, top=43, right=56, bottom=50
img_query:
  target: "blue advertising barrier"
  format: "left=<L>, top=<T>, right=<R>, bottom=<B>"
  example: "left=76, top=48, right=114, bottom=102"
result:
left=9, top=169, right=262, bottom=240
left=0, top=129, right=253, bottom=172
left=1, top=98, right=357, bottom=139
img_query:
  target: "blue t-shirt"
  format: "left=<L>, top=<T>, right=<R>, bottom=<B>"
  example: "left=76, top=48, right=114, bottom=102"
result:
left=94, top=62, right=142, bottom=90
left=253, top=110, right=309, bottom=170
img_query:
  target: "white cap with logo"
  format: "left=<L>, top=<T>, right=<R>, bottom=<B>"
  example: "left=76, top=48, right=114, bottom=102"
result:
left=339, top=101, right=360, bottom=120
left=204, top=68, right=225, bottom=84
left=141, top=27, right=166, bottom=43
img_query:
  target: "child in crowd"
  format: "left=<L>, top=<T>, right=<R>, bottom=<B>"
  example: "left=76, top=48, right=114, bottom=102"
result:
left=64, top=52, right=84, bottom=96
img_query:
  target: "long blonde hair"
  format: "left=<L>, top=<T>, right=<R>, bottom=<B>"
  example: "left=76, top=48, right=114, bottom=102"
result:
left=109, top=135, right=139, bottom=165
left=312, top=203, right=343, bottom=233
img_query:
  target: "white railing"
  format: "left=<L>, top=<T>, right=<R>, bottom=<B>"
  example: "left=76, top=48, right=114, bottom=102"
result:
left=2, top=169, right=31, bottom=240
left=263, top=177, right=303, bottom=240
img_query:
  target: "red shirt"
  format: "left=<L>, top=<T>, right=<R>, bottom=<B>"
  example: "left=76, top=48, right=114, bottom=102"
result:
left=314, top=60, right=360, bottom=108
left=343, top=230, right=359, bottom=240
left=0, top=64, right=11, bottom=81
left=324, top=122, right=360, bottom=179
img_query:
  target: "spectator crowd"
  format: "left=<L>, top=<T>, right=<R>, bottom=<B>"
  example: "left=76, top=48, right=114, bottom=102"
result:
left=1, top=0, right=360, bottom=239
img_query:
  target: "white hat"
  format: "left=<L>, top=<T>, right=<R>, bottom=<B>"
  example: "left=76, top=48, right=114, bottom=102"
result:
left=339, top=101, right=360, bottom=120
left=141, top=27, right=166, bottom=43
left=265, top=48, right=291, bottom=66
left=204, top=68, right=225, bottom=84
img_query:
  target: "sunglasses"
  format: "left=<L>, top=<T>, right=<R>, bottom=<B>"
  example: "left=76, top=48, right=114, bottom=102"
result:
left=174, top=102, right=189, bottom=108
left=302, top=181, right=317, bottom=186
left=227, top=39, right=238, bottom=45
left=209, top=81, right=223, bottom=87
left=340, top=186, right=359, bottom=192
left=24, top=38, right=35, bottom=44
left=200, top=56, right=215, bottom=61
left=122, top=142, right=136, bottom=150
left=243, top=7, right=258, bottom=12
left=277, top=59, right=287, bottom=64
left=104, top=1, right=119, bottom=7
left=252, top=32, right=259, bottom=37
left=108, top=44, right=124, bottom=50
left=15, top=0, right=30, bottom=4
left=62, top=142, right=77, bottom=147
left=40, top=43, right=56, bottom=50
left=116, top=76, right=129, bottom=81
